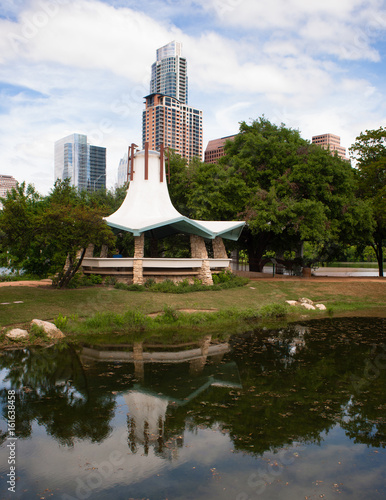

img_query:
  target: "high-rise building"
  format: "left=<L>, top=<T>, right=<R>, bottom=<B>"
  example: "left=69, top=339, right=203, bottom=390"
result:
left=54, top=133, right=106, bottom=191
left=312, top=133, right=347, bottom=160
left=0, top=174, right=18, bottom=208
left=150, top=41, right=188, bottom=104
left=204, top=134, right=237, bottom=163
left=143, top=42, right=203, bottom=161
left=117, top=151, right=128, bottom=188
left=0, top=174, right=18, bottom=198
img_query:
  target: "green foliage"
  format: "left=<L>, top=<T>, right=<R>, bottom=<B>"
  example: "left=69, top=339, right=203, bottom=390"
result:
left=259, top=303, right=289, bottom=318
left=65, top=273, right=103, bottom=288
left=29, top=323, right=48, bottom=340
left=53, top=313, right=69, bottom=329
left=126, top=283, right=146, bottom=291
left=179, top=117, right=372, bottom=271
left=0, top=179, right=117, bottom=287
left=112, top=273, right=248, bottom=294
left=349, top=126, right=386, bottom=276
left=160, top=305, right=179, bottom=323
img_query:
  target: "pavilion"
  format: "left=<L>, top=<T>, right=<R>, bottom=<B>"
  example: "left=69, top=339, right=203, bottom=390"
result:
left=81, top=144, right=245, bottom=285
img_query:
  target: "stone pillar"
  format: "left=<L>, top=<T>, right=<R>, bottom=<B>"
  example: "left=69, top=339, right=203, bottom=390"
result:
left=190, top=234, right=213, bottom=285
left=133, top=342, right=144, bottom=382
left=100, top=244, right=108, bottom=258
left=212, top=237, right=227, bottom=259
left=84, top=244, right=94, bottom=258
left=133, top=233, right=144, bottom=285
left=190, top=335, right=212, bottom=375
left=212, top=236, right=231, bottom=271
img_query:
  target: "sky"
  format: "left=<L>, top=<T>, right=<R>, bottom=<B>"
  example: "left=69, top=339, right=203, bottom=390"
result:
left=0, top=0, right=385, bottom=195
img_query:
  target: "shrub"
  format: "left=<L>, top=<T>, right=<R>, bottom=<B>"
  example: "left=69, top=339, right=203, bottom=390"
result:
left=114, top=282, right=129, bottom=290
left=54, top=313, right=68, bottom=329
left=29, top=324, right=48, bottom=340
left=104, top=276, right=117, bottom=286
left=126, top=284, right=145, bottom=291
left=160, top=305, right=179, bottom=323
left=67, top=273, right=103, bottom=288
left=259, top=303, right=288, bottom=318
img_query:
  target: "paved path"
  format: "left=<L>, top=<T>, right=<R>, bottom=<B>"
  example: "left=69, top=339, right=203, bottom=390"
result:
left=0, top=279, right=52, bottom=288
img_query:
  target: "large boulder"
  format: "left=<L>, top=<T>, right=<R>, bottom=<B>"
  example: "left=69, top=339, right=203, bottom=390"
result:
left=6, top=329, right=29, bottom=340
left=31, top=319, right=65, bottom=339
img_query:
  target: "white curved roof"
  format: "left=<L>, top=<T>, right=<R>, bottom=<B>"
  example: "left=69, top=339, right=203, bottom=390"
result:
left=105, top=148, right=245, bottom=241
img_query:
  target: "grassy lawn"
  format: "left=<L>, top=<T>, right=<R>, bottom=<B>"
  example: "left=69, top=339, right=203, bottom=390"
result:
left=1, top=279, right=385, bottom=330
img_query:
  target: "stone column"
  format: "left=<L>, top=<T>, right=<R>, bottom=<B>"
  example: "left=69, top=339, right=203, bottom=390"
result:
left=190, top=234, right=213, bottom=285
left=100, top=244, right=108, bottom=258
left=133, top=342, right=144, bottom=382
left=212, top=237, right=227, bottom=259
left=84, top=244, right=94, bottom=258
left=133, top=233, right=145, bottom=285
left=212, top=236, right=231, bottom=271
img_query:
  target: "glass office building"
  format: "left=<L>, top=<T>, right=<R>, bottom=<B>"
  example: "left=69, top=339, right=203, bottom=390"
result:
left=54, top=134, right=106, bottom=191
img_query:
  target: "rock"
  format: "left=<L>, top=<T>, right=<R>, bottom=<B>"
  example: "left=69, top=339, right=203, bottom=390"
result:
left=31, top=319, right=65, bottom=339
left=6, top=329, right=29, bottom=340
left=298, top=298, right=314, bottom=305
left=315, top=304, right=327, bottom=310
left=286, top=300, right=300, bottom=306
left=300, top=303, right=316, bottom=310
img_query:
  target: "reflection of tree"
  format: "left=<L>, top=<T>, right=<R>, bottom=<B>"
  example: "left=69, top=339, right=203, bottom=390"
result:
left=169, top=318, right=386, bottom=455
left=0, top=345, right=115, bottom=446
left=0, top=318, right=384, bottom=454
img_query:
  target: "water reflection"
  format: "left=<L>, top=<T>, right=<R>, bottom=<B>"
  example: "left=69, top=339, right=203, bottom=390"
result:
left=0, top=317, right=385, bottom=499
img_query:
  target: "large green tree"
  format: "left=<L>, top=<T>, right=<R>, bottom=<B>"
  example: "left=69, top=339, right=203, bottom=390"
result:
left=0, top=180, right=116, bottom=287
left=349, top=126, right=386, bottom=276
left=186, top=117, right=373, bottom=271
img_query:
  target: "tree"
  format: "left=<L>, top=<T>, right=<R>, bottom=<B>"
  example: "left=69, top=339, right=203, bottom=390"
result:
left=0, top=182, right=44, bottom=274
left=186, top=117, right=373, bottom=271
left=349, top=126, right=386, bottom=276
left=0, top=180, right=115, bottom=287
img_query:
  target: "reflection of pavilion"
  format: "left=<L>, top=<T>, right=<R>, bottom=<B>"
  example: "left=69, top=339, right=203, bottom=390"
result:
left=82, top=144, right=245, bottom=285
left=79, top=339, right=241, bottom=459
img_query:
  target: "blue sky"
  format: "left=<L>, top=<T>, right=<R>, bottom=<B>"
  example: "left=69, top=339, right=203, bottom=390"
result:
left=0, top=0, right=385, bottom=194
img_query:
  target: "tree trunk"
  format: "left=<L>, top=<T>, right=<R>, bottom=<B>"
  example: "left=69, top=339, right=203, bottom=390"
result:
left=58, top=248, right=87, bottom=288
left=244, top=231, right=273, bottom=272
left=372, top=237, right=384, bottom=277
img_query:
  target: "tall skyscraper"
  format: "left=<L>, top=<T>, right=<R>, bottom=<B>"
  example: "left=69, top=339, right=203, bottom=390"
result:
left=150, top=41, right=188, bottom=104
left=54, top=133, right=106, bottom=191
left=143, top=41, right=203, bottom=161
left=312, top=133, right=347, bottom=160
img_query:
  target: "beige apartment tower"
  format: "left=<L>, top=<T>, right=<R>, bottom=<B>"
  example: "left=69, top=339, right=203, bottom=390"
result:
left=312, top=133, right=347, bottom=160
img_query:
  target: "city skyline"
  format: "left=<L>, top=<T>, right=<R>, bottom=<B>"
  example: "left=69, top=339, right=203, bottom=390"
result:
left=0, top=0, right=385, bottom=194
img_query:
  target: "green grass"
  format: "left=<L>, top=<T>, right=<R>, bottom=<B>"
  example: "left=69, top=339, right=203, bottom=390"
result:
left=0, top=279, right=385, bottom=347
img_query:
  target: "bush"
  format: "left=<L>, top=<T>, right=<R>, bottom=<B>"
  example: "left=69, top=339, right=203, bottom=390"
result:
left=112, top=272, right=248, bottom=294
left=159, top=305, right=179, bottom=323
left=29, top=324, right=48, bottom=340
left=54, top=313, right=68, bottom=329
left=259, top=303, right=288, bottom=318
left=67, top=273, right=103, bottom=288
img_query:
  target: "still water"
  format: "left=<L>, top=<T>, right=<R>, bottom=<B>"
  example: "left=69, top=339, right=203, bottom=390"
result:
left=1, top=317, right=385, bottom=500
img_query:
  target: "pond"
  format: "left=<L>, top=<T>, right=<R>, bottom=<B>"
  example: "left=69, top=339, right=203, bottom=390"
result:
left=1, top=317, right=385, bottom=499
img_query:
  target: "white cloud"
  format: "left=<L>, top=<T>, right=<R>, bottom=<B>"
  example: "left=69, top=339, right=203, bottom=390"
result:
left=0, top=0, right=385, bottom=194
